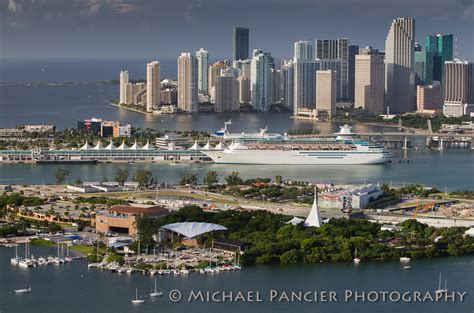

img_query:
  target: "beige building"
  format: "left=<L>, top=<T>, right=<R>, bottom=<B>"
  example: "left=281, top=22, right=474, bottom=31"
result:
left=126, top=82, right=146, bottom=105
left=417, top=84, right=444, bottom=113
left=443, top=59, right=474, bottom=117
left=119, top=70, right=129, bottom=104
left=316, top=70, right=337, bottom=117
left=238, top=76, right=251, bottom=104
left=355, top=54, right=385, bottom=114
left=95, top=205, right=170, bottom=236
left=146, top=61, right=160, bottom=112
left=208, top=60, right=230, bottom=94
left=215, top=68, right=239, bottom=112
left=178, top=53, right=198, bottom=113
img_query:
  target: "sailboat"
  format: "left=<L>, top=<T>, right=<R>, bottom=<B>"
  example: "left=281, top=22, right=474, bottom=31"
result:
left=131, top=288, right=145, bottom=304
left=10, top=244, right=21, bottom=265
left=353, top=248, right=361, bottom=264
left=15, top=286, right=31, bottom=294
left=435, top=273, right=448, bottom=295
left=149, top=279, right=163, bottom=297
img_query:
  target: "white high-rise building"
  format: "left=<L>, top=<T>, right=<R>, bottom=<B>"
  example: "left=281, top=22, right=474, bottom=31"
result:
left=178, top=53, right=198, bottom=113
left=443, top=59, right=474, bottom=117
left=146, top=61, right=160, bottom=112
left=281, top=59, right=294, bottom=110
left=293, top=60, right=319, bottom=114
left=385, top=18, right=416, bottom=113
left=316, top=70, right=337, bottom=117
left=119, top=70, right=129, bottom=104
left=233, top=59, right=252, bottom=79
left=196, top=48, right=209, bottom=95
left=251, top=49, right=272, bottom=111
left=355, top=53, right=385, bottom=114
left=294, top=40, right=314, bottom=61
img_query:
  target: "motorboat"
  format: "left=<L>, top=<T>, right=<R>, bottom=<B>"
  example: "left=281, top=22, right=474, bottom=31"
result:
left=15, top=287, right=31, bottom=294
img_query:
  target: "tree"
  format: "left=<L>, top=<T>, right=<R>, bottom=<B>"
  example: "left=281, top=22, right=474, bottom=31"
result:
left=179, top=171, right=198, bottom=186
left=225, top=171, right=243, bottom=186
left=54, top=168, right=70, bottom=184
left=203, top=170, right=218, bottom=188
left=133, top=170, right=152, bottom=188
left=75, top=177, right=83, bottom=185
left=115, top=169, right=129, bottom=186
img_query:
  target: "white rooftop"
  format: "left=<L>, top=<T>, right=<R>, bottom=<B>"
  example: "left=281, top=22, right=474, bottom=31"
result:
left=161, top=222, right=228, bottom=238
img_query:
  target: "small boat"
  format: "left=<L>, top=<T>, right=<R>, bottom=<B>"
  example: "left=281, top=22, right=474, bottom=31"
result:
left=353, top=257, right=361, bottom=264
left=400, top=257, right=411, bottom=263
left=15, top=287, right=31, bottom=294
left=149, top=279, right=163, bottom=297
left=131, top=288, right=145, bottom=304
left=403, top=265, right=411, bottom=270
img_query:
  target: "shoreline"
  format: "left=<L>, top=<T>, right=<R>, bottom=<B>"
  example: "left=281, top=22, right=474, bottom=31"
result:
left=109, top=102, right=152, bottom=115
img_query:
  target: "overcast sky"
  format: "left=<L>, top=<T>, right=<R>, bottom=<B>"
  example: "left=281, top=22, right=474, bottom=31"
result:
left=1, top=0, right=473, bottom=60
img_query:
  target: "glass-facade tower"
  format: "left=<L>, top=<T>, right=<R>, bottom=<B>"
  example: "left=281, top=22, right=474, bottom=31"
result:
left=425, top=34, right=453, bottom=83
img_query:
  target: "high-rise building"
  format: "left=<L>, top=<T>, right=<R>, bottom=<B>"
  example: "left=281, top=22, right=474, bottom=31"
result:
left=215, top=68, right=239, bottom=112
left=146, top=61, right=160, bottom=112
left=237, top=76, right=251, bottom=104
left=385, top=18, right=416, bottom=113
left=414, top=51, right=434, bottom=85
left=281, top=59, right=294, bottom=110
left=426, top=34, right=454, bottom=83
left=196, top=48, right=209, bottom=95
left=208, top=60, right=230, bottom=94
left=125, top=82, right=146, bottom=105
left=270, top=68, right=281, bottom=104
left=293, top=60, right=319, bottom=114
left=233, top=27, right=249, bottom=61
left=294, top=41, right=314, bottom=61
left=316, top=59, right=343, bottom=99
left=443, top=59, right=474, bottom=117
left=315, top=38, right=349, bottom=99
left=233, top=59, right=252, bottom=79
left=316, top=70, right=337, bottom=117
left=119, top=70, right=129, bottom=104
left=251, top=49, right=272, bottom=111
left=417, top=83, right=444, bottom=113
left=348, top=45, right=359, bottom=102
left=355, top=52, right=385, bottom=114
left=177, top=53, right=198, bottom=113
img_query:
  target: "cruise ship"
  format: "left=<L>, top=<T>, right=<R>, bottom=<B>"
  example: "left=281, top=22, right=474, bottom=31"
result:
left=204, top=125, right=393, bottom=165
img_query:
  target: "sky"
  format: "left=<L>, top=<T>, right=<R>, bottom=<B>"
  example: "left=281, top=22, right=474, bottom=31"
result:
left=1, top=0, right=473, bottom=60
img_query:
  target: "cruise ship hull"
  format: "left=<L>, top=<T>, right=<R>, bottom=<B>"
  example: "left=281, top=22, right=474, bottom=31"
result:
left=203, top=150, right=392, bottom=165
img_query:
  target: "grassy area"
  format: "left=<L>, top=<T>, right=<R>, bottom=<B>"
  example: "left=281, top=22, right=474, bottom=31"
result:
left=30, top=238, right=94, bottom=256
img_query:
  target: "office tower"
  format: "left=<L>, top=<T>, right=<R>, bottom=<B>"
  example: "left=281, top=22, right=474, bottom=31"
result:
left=251, top=49, right=272, bottom=111
left=281, top=59, right=294, bottom=110
left=146, top=61, right=160, bottom=112
left=426, top=34, right=454, bottom=83
left=196, top=48, right=209, bottom=95
left=177, top=53, right=198, bottom=113
left=316, top=59, right=343, bottom=99
left=355, top=52, right=385, bottom=114
left=233, top=27, right=249, bottom=61
left=315, top=38, right=349, bottom=99
left=119, top=70, right=129, bottom=104
left=348, top=45, right=359, bottom=102
left=385, top=18, right=416, bottom=113
left=414, top=51, right=434, bottom=85
left=443, top=59, right=474, bottom=117
left=215, top=68, right=239, bottom=112
left=293, top=60, right=319, bottom=114
left=233, top=59, right=252, bottom=79
left=237, top=76, right=251, bottom=104
left=417, top=83, right=444, bottom=113
left=316, top=70, right=337, bottom=117
left=294, top=41, right=314, bottom=61
left=270, top=68, right=281, bottom=103
left=208, top=60, right=230, bottom=93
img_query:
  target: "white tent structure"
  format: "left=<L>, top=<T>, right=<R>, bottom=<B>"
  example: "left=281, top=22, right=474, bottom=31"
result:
left=161, top=222, right=227, bottom=239
left=202, top=141, right=211, bottom=150
left=80, top=141, right=92, bottom=150
left=117, top=140, right=128, bottom=150
left=92, top=142, right=103, bottom=150
left=286, top=217, right=305, bottom=225
left=104, top=140, right=116, bottom=150
left=142, top=140, right=153, bottom=150
left=214, top=141, right=226, bottom=150
left=188, top=140, right=200, bottom=150
left=304, top=187, right=322, bottom=227
left=129, top=140, right=140, bottom=150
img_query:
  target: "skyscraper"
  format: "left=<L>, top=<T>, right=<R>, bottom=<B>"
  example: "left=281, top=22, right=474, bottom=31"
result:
left=385, top=18, right=416, bottom=113
left=315, top=38, right=349, bottom=99
left=119, top=70, right=129, bottom=104
left=233, top=59, right=252, bottom=79
left=293, top=60, right=319, bottom=114
left=316, top=59, right=343, bottom=99
left=215, top=68, right=239, bottom=112
left=443, top=59, right=474, bottom=117
left=414, top=51, right=434, bottom=85
left=177, top=53, right=198, bottom=113
left=196, top=48, right=209, bottom=95
left=316, top=70, right=337, bottom=117
left=348, top=45, right=359, bottom=102
left=270, top=68, right=281, bottom=104
left=237, top=76, right=251, bottom=104
left=281, top=59, right=294, bottom=110
left=294, top=41, right=314, bottom=61
left=355, top=50, right=385, bottom=114
left=208, top=60, right=230, bottom=96
left=251, top=49, right=272, bottom=111
left=146, top=61, right=160, bottom=112
left=233, top=27, right=249, bottom=61
left=426, top=34, right=454, bottom=83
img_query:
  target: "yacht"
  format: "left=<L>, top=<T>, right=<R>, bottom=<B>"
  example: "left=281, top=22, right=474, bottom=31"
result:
left=15, top=286, right=31, bottom=294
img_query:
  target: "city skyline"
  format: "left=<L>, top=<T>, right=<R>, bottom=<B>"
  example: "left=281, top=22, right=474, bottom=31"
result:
left=1, top=0, right=473, bottom=60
